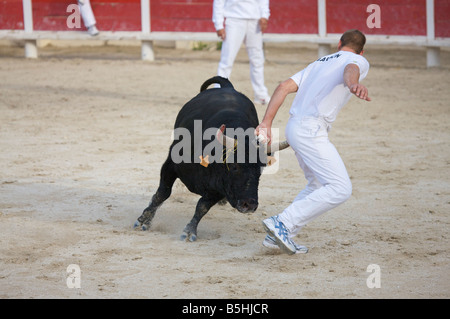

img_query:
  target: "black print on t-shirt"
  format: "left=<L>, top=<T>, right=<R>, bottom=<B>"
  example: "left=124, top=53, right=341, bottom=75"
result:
left=317, top=53, right=342, bottom=62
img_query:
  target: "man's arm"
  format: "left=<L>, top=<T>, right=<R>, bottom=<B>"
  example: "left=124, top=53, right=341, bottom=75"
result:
left=213, top=0, right=226, bottom=40
left=259, top=0, right=270, bottom=33
left=255, top=78, right=298, bottom=144
left=344, top=63, right=371, bottom=101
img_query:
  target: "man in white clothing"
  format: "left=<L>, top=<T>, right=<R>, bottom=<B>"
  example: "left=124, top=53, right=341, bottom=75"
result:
left=256, top=30, right=371, bottom=255
left=212, top=0, right=271, bottom=104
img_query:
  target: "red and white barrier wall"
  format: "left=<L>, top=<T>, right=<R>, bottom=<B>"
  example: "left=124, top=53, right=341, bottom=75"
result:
left=1, top=0, right=449, bottom=36
left=0, top=0, right=449, bottom=65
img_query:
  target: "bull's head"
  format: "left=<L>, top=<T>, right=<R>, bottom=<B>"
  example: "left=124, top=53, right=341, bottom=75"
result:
left=211, top=124, right=290, bottom=213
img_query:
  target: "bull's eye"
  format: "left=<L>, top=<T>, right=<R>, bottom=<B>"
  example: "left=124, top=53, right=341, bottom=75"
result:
left=228, top=164, right=239, bottom=173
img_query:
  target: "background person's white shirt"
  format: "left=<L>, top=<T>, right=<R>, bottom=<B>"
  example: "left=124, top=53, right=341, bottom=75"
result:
left=289, top=51, right=370, bottom=124
left=212, top=0, right=270, bottom=31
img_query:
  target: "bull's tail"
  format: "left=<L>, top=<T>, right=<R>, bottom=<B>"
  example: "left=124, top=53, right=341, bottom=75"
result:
left=200, top=76, right=234, bottom=92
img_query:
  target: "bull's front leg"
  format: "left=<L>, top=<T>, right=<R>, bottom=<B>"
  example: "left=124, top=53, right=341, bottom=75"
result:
left=181, top=195, right=223, bottom=242
left=134, top=160, right=177, bottom=231
left=134, top=190, right=170, bottom=230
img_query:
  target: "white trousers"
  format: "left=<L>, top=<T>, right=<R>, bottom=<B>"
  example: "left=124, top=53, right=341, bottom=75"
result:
left=78, top=0, right=96, bottom=28
left=278, top=116, right=352, bottom=236
left=217, top=18, right=269, bottom=100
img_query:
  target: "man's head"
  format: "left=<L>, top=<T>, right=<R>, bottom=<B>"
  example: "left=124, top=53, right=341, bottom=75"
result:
left=338, top=29, right=366, bottom=55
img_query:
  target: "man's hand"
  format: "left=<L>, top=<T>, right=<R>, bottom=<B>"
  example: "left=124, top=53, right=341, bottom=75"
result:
left=217, top=29, right=226, bottom=41
left=344, top=64, right=371, bottom=101
left=259, top=18, right=268, bottom=33
left=349, top=83, right=371, bottom=101
left=255, top=122, right=272, bottom=145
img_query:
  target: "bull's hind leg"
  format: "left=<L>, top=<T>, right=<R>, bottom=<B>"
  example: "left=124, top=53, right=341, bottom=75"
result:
left=181, top=194, right=223, bottom=242
left=134, top=159, right=177, bottom=231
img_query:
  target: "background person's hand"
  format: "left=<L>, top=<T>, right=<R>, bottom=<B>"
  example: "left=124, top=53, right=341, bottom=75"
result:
left=217, top=29, right=226, bottom=41
left=259, top=18, right=268, bottom=33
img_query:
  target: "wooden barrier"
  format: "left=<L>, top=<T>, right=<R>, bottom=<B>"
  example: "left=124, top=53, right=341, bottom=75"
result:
left=0, top=0, right=449, bottom=66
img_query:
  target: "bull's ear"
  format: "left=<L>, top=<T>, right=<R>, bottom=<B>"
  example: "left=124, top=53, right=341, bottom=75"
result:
left=266, top=155, right=276, bottom=166
left=199, top=155, right=210, bottom=167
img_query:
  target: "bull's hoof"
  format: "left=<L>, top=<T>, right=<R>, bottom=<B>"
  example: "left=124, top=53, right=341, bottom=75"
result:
left=180, top=232, right=197, bottom=242
left=133, top=221, right=149, bottom=231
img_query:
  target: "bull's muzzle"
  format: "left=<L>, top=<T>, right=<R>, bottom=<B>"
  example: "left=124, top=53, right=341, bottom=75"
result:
left=237, top=198, right=258, bottom=213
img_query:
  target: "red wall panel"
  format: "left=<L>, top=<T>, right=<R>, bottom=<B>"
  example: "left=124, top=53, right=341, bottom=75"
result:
left=32, top=0, right=71, bottom=31
left=149, top=0, right=318, bottom=34
left=267, top=0, right=318, bottom=34
left=0, top=0, right=142, bottom=31
left=91, top=1, right=141, bottom=31
left=150, top=0, right=214, bottom=32
left=0, top=0, right=24, bottom=30
left=327, top=0, right=427, bottom=36
left=435, top=0, right=450, bottom=38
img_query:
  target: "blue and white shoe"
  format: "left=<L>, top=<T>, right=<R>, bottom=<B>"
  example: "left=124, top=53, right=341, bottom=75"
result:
left=262, top=235, right=308, bottom=254
left=262, top=216, right=297, bottom=255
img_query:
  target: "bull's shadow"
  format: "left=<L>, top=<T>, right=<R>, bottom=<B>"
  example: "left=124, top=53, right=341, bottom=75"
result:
left=134, top=76, right=288, bottom=241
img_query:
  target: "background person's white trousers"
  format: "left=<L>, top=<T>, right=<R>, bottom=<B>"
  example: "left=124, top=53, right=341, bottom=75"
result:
left=217, top=18, right=269, bottom=100
left=78, top=0, right=96, bottom=28
left=278, top=116, right=353, bottom=236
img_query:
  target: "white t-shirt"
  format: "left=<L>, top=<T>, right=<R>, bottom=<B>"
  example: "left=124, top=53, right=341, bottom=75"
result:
left=213, top=0, right=270, bottom=31
left=289, top=51, right=370, bottom=124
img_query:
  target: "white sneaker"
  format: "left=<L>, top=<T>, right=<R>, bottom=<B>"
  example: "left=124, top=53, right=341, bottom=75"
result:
left=262, top=235, right=308, bottom=254
left=88, top=25, right=99, bottom=36
left=262, top=216, right=297, bottom=255
left=254, top=96, right=271, bottom=105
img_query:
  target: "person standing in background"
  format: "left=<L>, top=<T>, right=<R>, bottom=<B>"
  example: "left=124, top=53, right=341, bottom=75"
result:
left=78, top=0, right=99, bottom=36
left=212, top=0, right=271, bottom=105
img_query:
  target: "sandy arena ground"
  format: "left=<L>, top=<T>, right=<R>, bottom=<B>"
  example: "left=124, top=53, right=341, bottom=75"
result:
left=0, top=41, right=449, bottom=299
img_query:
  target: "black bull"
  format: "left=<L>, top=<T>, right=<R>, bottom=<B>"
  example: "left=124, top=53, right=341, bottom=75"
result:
left=134, top=76, right=289, bottom=241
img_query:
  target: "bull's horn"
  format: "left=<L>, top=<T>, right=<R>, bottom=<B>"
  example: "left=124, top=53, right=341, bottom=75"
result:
left=266, top=140, right=290, bottom=154
left=216, top=124, right=236, bottom=149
